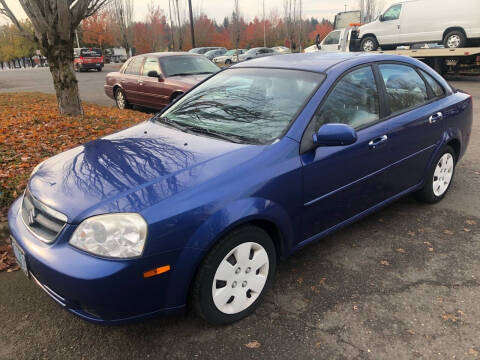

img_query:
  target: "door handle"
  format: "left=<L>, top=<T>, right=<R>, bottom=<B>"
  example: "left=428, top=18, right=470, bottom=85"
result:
left=369, top=135, right=388, bottom=149
left=429, top=112, right=443, bottom=124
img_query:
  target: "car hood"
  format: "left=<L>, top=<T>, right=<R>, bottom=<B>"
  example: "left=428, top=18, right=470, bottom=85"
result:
left=166, top=74, right=211, bottom=88
left=28, top=120, right=261, bottom=223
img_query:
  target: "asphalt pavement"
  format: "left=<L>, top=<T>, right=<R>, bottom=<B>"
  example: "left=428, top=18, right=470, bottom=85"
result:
left=0, top=72, right=479, bottom=359
left=0, top=63, right=119, bottom=107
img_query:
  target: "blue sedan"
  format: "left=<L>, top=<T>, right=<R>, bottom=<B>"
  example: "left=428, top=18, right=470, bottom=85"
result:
left=8, top=53, right=472, bottom=324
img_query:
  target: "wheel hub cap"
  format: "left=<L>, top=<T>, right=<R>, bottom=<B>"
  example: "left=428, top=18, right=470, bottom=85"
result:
left=212, top=242, right=269, bottom=314
left=364, top=40, right=374, bottom=51
left=447, top=35, right=461, bottom=48
left=433, top=153, right=454, bottom=196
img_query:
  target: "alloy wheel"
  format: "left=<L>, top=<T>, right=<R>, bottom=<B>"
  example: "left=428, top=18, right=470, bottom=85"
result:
left=211, top=242, right=269, bottom=314
left=446, top=35, right=461, bottom=48
left=433, top=153, right=454, bottom=196
left=116, top=90, right=126, bottom=109
left=363, top=40, right=375, bottom=51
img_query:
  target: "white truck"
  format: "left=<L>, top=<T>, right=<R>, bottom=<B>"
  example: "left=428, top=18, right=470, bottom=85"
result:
left=305, top=24, right=480, bottom=76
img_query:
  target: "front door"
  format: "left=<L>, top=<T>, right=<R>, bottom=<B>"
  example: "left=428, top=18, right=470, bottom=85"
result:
left=321, top=30, right=342, bottom=52
left=137, top=56, right=168, bottom=109
left=376, top=4, right=402, bottom=46
left=300, top=66, right=391, bottom=240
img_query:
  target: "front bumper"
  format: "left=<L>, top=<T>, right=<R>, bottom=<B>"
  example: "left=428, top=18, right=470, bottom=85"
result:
left=8, top=197, right=198, bottom=324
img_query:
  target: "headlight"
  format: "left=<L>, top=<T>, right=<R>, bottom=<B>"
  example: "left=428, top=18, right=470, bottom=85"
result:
left=69, top=213, right=147, bottom=258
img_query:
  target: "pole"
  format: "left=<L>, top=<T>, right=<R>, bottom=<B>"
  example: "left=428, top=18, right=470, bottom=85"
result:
left=75, top=30, right=80, bottom=48
left=168, top=0, right=175, bottom=51
left=263, top=0, right=266, bottom=47
left=188, top=0, right=196, bottom=48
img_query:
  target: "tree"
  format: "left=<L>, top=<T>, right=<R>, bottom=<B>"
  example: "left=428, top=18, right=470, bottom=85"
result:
left=111, top=0, right=133, bottom=56
left=359, top=0, right=385, bottom=23
left=82, top=9, right=115, bottom=49
left=0, top=22, right=36, bottom=66
left=0, top=0, right=109, bottom=115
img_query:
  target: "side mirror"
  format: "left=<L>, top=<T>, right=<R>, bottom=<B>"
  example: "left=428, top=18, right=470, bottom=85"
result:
left=147, top=70, right=164, bottom=81
left=313, top=123, right=357, bottom=147
left=379, top=15, right=384, bottom=22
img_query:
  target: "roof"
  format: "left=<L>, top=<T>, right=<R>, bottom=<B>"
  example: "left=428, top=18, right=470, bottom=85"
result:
left=134, top=52, right=202, bottom=58
left=232, top=52, right=405, bottom=73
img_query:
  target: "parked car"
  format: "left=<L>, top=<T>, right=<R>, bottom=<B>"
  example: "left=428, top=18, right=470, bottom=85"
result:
left=104, top=52, right=220, bottom=110
left=212, top=49, right=246, bottom=65
left=238, top=47, right=278, bottom=61
left=9, top=53, right=472, bottom=325
left=357, top=0, right=480, bottom=51
left=189, top=47, right=225, bottom=55
left=204, top=48, right=227, bottom=61
left=271, top=46, right=291, bottom=54
left=73, top=48, right=104, bottom=72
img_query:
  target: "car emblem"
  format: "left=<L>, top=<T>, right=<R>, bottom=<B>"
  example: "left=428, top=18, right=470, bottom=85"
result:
left=27, top=207, right=37, bottom=226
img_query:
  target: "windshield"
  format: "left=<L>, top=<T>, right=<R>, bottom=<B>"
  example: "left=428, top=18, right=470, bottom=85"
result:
left=225, top=50, right=236, bottom=55
left=160, top=56, right=220, bottom=77
left=157, top=68, right=324, bottom=144
left=80, top=48, right=102, bottom=57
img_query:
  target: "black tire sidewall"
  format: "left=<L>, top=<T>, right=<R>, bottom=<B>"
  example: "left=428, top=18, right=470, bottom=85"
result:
left=193, top=226, right=277, bottom=325
left=418, top=146, right=456, bottom=203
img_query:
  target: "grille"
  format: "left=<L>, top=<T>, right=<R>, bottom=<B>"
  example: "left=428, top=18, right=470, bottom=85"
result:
left=21, top=189, right=67, bottom=243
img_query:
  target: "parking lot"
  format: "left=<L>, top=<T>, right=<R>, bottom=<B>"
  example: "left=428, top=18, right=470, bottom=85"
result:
left=0, top=69, right=479, bottom=359
left=0, top=64, right=119, bottom=107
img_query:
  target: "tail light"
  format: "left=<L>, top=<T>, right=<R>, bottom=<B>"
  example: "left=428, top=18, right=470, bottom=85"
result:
left=79, top=56, right=84, bottom=63
left=476, top=55, right=480, bottom=66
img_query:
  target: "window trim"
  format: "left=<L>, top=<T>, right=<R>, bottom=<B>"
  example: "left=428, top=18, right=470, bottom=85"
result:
left=417, top=68, right=447, bottom=100
left=300, top=64, right=382, bottom=154
left=375, top=61, right=445, bottom=119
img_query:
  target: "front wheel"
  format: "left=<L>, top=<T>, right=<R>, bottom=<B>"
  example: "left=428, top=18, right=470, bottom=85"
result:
left=360, top=36, right=379, bottom=52
left=225, top=59, right=232, bottom=65
left=115, top=88, right=130, bottom=110
left=192, top=225, right=276, bottom=325
left=416, top=146, right=456, bottom=203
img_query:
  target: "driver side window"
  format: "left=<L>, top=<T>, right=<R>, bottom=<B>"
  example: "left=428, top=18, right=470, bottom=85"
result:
left=311, top=66, right=380, bottom=132
left=324, top=31, right=341, bottom=45
left=383, top=4, right=402, bottom=21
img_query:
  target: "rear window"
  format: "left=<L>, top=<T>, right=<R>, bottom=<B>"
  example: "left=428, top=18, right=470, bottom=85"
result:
left=80, top=48, right=102, bottom=57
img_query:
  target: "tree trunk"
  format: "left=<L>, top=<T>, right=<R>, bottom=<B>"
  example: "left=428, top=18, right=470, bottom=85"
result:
left=47, top=46, right=83, bottom=116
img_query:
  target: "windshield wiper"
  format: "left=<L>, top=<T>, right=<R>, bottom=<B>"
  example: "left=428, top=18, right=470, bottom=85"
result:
left=168, top=72, right=213, bottom=77
left=182, top=126, right=256, bottom=144
left=151, top=115, right=189, bottom=132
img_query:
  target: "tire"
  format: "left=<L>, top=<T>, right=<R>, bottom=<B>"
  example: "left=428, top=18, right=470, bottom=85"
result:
left=225, top=59, right=232, bottom=65
left=192, top=225, right=277, bottom=325
left=443, top=30, right=466, bottom=48
left=115, top=88, right=130, bottom=110
left=361, top=36, right=379, bottom=52
left=416, top=145, right=456, bottom=204
left=97, top=67, right=102, bottom=72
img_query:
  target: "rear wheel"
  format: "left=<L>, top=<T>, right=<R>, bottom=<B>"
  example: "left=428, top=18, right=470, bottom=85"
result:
left=192, top=225, right=276, bottom=325
left=416, top=146, right=456, bottom=203
left=115, top=88, right=130, bottom=110
left=97, top=67, right=102, bottom=72
left=443, top=31, right=466, bottom=48
left=361, top=36, right=379, bottom=52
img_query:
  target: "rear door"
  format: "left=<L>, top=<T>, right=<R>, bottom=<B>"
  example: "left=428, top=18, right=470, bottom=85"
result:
left=376, top=4, right=402, bottom=46
left=122, top=56, right=145, bottom=105
left=376, top=63, right=448, bottom=194
left=300, top=65, right=392, bottom=240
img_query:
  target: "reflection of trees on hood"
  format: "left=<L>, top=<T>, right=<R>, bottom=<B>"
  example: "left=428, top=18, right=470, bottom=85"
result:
left=64, top=137, right=194, bottom=209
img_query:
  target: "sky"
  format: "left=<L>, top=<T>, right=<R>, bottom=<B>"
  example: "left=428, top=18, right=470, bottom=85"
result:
left=1, top=0, right=394, bottom=25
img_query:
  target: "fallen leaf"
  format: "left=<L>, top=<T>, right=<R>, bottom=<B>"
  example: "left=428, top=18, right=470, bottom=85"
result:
left=407, top=231, right=416, bottom=236
left=396, top=248, right=406, bottom=254
left=443, top=230, right=453, bottom=235
left=424, top=241, right=433, bottom=247
left=245, top=340, right=261, bottom=349
left=380, top=260, right=390, bottom=266
left=464, top=228, right=471, bottom=232
left=428, top=247, right=434, bottom=252
left=441, top=312, right=458, bottom=322
left=469, top=348, right=479, bottom=357
left=353, top=305, right=359, bottom=311
left=407, top=329, right=416, bottom=335
left=297, top=277, right=303, bottom=284
left=465, top=220, right=477, bottom=226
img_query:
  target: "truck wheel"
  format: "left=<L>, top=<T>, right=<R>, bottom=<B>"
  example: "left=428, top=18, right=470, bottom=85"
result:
left=97, top=67, right=102, bottom=72
left=361, top=36, right=379, bottom=52
left=443, top=31, right=466, bottom=48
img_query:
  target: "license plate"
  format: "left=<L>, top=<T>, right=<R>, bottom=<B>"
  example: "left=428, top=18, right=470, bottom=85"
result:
left=11, top=237, right=29, bottom=277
